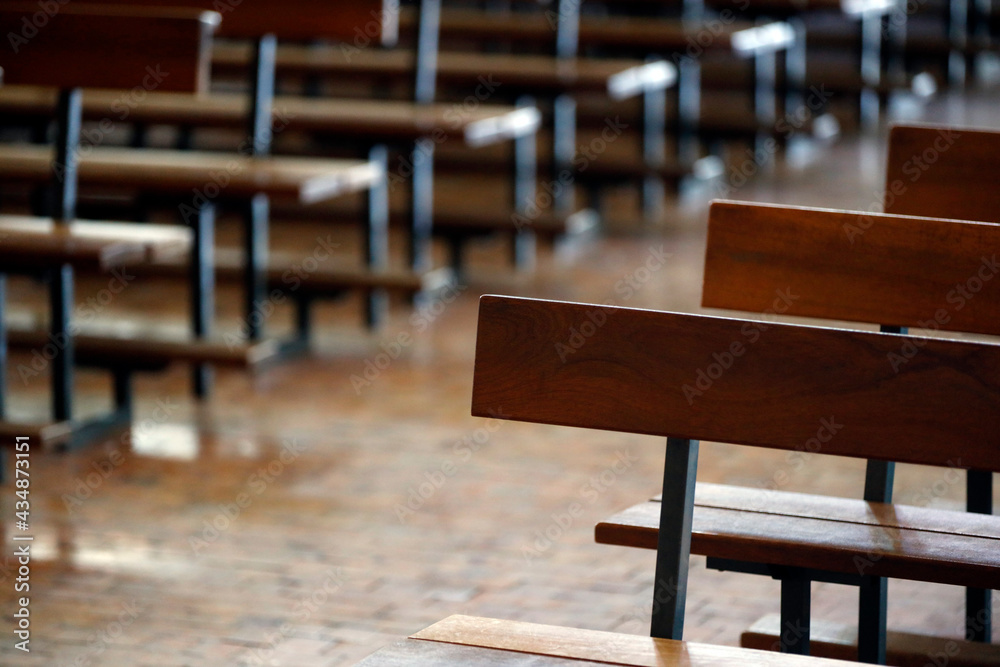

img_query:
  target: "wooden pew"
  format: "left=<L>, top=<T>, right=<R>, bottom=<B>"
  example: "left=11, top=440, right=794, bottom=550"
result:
left=16, top=0, right=399, bottom=333
left=457, top=293, right=1000, bottom=660
left=63, top=0, right=549, bottom=276
left=210, top=39, right=683, bottom=222
left=404, top=3, right=801, bottom=166
left=0, top=85, right=546, bottom=273
left=881, top=122, right=998, bottom=647
left=596, top=200, right=1000, bottom=662
left=0, top=2, right=226, bottom=448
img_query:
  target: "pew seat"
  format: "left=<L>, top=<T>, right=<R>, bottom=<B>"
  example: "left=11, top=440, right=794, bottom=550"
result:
left=0, top=144, right=381, bottom=203
left=357, top=615, right=857, bottom=666
left=6, top=322, right=280, bottom=371
left=597, top=482, right=1000, bottom=590
left=741, top=614, right=1000, bottom=665
left=0, top=86, right=542, bottom=148
left=212, top=43, right=676, bottom=100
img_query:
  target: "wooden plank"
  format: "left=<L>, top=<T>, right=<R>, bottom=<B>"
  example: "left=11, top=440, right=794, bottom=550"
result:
left=0, top=229, right=148, bottom=270
left=691, top=483, right=1000, bottom=541
left=358, top=637, right=611, bottom=665
left=212, top=44, right=675, bottom=97
left=0, top=420, right=73, bottom=449
left=0, top=215, right=189, bottom=262
left=884, top=124, right=1000, bottom=224
left=0, top=145, right=381, bottom=204
left=405, top=9, right=795, bottom=56
left=472, top=296, right=1000, bottom=471
left=594, top=496, right=1000, bottom=588
left=401, top=615, right=856, bottom=666
left=0, top=3, right=218, bottom=92
left=741, top=613, right=1000, bottom=666
left=701, top=200, right=1000, bottom=336
left=7, top=325, right=279, bottom=368
left=71, top=0, right=394, bottom=43
left=0, top=86, right=541, bottom=147
left=124, top=247, right=433, bottom=296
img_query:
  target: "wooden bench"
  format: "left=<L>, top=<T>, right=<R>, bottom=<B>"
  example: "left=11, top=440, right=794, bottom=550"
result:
left=30, top=0, right=555, bottom=276
left=0, top=85, right=547, bottom=273
left=358, top=615, right=860, bottom=665
left=4, top=0, right=392, bottom=342
left=0, top=143, right=384, bottom=351
left=596, top=200, right=1000, bottom=661
left=464, top=293, right=1000, bottom=659
left=0, top=2, right=230, bottom=451
left=406, top=3, right=801, bottom=164
left=211, top=40, right=682, bottom=220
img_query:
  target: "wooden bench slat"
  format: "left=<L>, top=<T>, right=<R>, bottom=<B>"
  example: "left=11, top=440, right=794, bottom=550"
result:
left=472, top=296, right=1000, bottom=471
left=212, top=44, right=675, bottom=97
left=0, top=419, right=72, bottom=448
left=123, top=246, right=437, bottom=295
left=595, top=495, right=1000, bottom=589
left=405, top=9, right=795, bottom=56
left=0, top=86, right=541, bottom=147
left=702, top=200, right=1000, bottom=336
left=7, top=324, right=279, bottom=368
left=0, top=215, right=190, bottom=262
left=692, top=483, right=1000, bottom=541
left=69, top=0, right=393, bottom=43
left=0, top=145, right=381, bottom=203
left=0, top=229, right=148, bottom=270
left=397, top=615, right=855, bottom=666
left=0, top=3, right=217, bottom=92
left=741, top=613, right=1000, bottom=666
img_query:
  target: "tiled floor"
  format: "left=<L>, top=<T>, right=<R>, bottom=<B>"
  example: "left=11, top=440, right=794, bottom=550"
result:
left=0, top=87, right=998, bottom=666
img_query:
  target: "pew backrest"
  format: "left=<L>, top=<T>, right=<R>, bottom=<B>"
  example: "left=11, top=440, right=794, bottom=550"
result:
left=702, top=200, right=1000, bottom=336
left=69, top=0, right=397, bottom=44
left=471, top=295, right=1000, bottom=472
left=0, top=2, right=219, bottom=92
left=883, top=124, right=1000, bottom=224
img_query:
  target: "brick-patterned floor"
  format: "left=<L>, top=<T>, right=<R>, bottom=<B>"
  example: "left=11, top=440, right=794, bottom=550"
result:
left=0, top=88, right=998, bottom=665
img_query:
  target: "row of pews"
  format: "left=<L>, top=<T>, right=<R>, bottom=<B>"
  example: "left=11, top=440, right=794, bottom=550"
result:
left=359, top=127, right=1000, bottom=664
left=0, top=0, right=995, bottom=663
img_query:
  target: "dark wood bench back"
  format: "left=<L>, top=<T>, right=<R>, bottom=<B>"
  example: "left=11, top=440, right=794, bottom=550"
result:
left=471, top=295, right=1000, bottom=472
left=702, top=200, right=1000, bottom=336
left=69, top=0, right=396, bottom=43
left=884, top=124, right=1000, bottom=224
left=0, top=3, right=218, bottom=92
